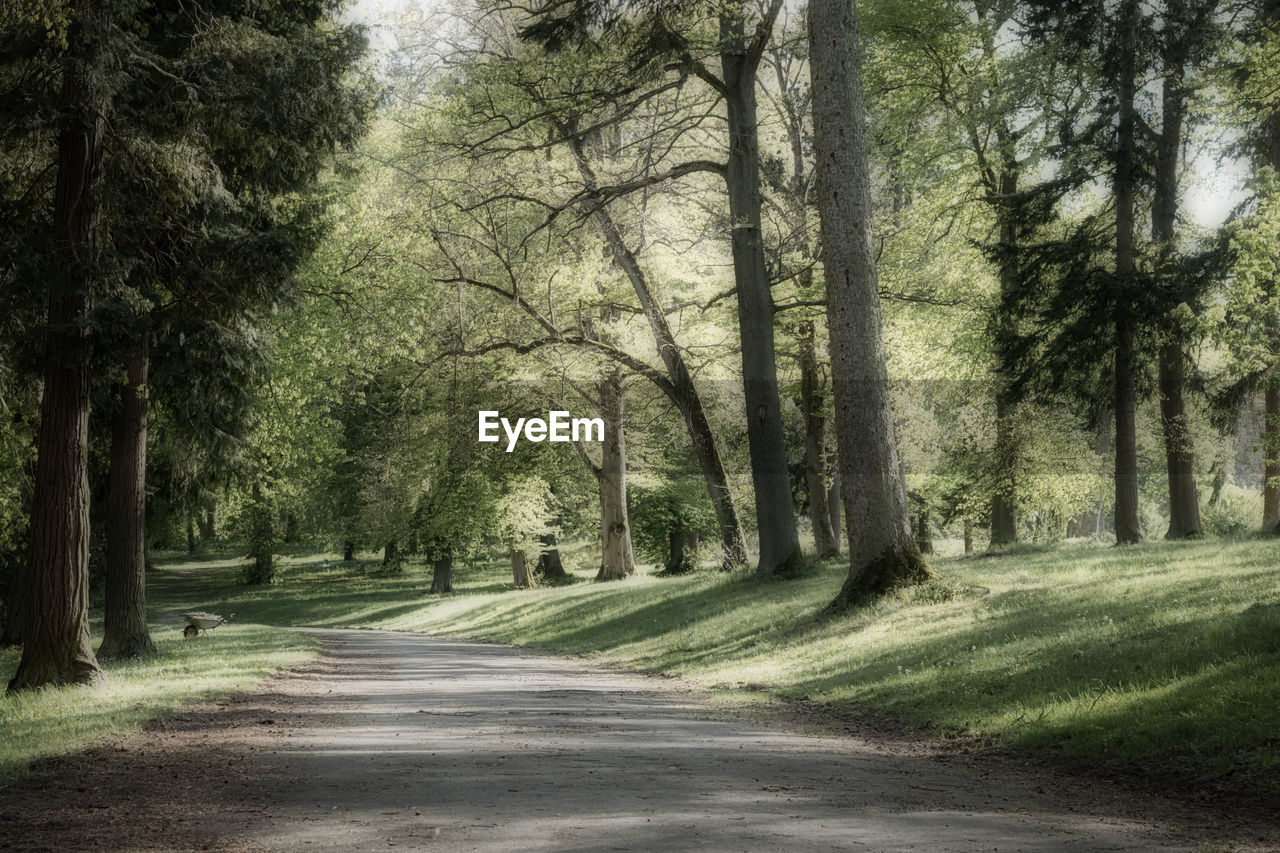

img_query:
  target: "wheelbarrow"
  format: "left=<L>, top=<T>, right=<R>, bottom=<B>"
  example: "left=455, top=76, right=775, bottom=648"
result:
left=182, top=611, right=234, bottom=638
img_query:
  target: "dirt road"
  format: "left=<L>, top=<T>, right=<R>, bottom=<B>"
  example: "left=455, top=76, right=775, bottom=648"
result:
left=1, top=629, right=1243, bottom=851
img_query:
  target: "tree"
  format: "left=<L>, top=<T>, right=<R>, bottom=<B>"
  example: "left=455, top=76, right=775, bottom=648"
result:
left=809, top=0, right=933, bottom=606
left=9, top=0, right=108, bottom=689
left=1151, top=0, right=1221, bottom=539
left=573, top=368, right=636, bottom=580
left=97, top=344, right=153, bottom=658
left=415, top=22, right=751, bottom=570
left=1224, top=0, right=1280, bottom=532
left=523, top=0, right=806, bottom=576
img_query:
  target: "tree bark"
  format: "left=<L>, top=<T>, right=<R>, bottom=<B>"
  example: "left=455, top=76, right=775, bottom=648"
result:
left=430, top=546, right=453, bottom=594
left=970, top=2, right=1021, bottom=549
left=665, top=522, right=694, bottom=573
left=809, top=0, right=933, bottom=609
left=197, top=500, right=214, bottom=541
left=1154, top=0, right=1202, bottom=540
left=1264, top=4, right=1280, bottom=534
left=245, top=480, right=274, bottom=584
left=9, top=6, right=107, bottom=690
left=799, top=322, right=839, bottom=559
left=1264, top=386, right=1280, bottom=531
left=1159, top=342, right=1201, bottom=537
left=535, top=531, right=569, bottom=581
left=826, top=448, right=841, bottom=544
left=915, top=510, right=934, bottom=555
left=1113, top=0, right=1144, bottom=545
left=596, top=370, right=634, bottom=581
left=383, top=540, right=399, bottom=567
left=511, top=547, right=535, bottom=589
left=570, top=145, right=748, bottom=570
left=720, top=3, right=805, bottom=577
left=99, top=344, right=156, bottom=660
left=185, top=509, right=196, bottom=554
left=989, top=394, right=1019, bottom=547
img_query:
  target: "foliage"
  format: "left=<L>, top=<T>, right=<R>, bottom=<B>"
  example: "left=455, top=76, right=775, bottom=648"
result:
left=1201, top=484, right=1262, bottom=537
left=495, top=476, right=557, bottom=559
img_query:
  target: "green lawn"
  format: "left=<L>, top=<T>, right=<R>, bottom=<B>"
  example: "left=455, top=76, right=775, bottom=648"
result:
left=0, top=555, right=317, bottom=779
left=186, top=537, right=1280, bottom=791
left=3, top=537, right=1277, bottom=793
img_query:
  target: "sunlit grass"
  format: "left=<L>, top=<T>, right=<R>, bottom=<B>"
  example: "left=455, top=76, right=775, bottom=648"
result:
left=0, top=568, right=317, bottom=780
left=13, top=538, right=1268, bottom=787
left=194, top=537, right=1280, bottom=787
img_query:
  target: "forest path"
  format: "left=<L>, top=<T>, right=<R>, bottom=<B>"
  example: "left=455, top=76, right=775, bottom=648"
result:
left=2, top=628, right=1226, bottom=851
left=209, top=628, right=1188, bottom=851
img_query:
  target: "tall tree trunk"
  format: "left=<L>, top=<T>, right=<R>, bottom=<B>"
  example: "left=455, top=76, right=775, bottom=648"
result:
left=1154, top=0, right=1202, bottom=540
left=1264, top=7, right=1280, bottom=534
left=196, top=499, right=214, bottom=541
left=383, top=540, right=399, bottom=567
left=343, top=540, right=355, bottom=561
left=809, top=0, right=933, bottom=608
left=1113, top=0, right=1144, bottom=545
left=9, top=8, right=107, bottom=690
left=1265, top=387, right=1280, bottom=531
left=623, top=508, right=636, bottom=574
left=570, top=145, right=748, bottom=570
left=720, top=3, right=804, bottom=577
left=536, top=531, right=569, bottom=581
left=1094, top=408, right=1114, bottom=535
left=799, top=322, right=839, bottom=559
left=972, top=4, right=1022, bottom=550
left=246, top=480, right=274, bottom=585
left=511, top=547, right=535, bottom=589
left=596, top=370, right=634, bottom=581
left=430, top=546, right=453, bottom=594
left=915, top=510, right=934, bottom=555
left=665, top=521, right=694, bottom=573
left=1159, top=343, right=1201, bottom=537
left=826, top=449, right=841, bottom=544
left=99, top=344, right=155, bottom=660
left=989, top=395, right=1018, bottom=547
left=185, top=509, right=196, bottom=554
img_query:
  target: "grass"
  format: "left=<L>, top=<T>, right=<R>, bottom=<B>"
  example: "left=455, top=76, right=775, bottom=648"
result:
left=4, top=536, right=1277, bottom=794
left=181, top=536, right=1280, bottom=791
left=0, top=552, right=318, bottom=781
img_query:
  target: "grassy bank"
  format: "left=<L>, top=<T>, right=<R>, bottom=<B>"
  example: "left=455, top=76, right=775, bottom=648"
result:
left=0, top=559, right=317, bottom=779
left=181, top=537, right=1280, bottom=790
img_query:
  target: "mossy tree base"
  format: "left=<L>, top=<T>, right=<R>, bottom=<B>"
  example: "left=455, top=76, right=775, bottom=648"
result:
left=823, top=544, right=935, bottom=612
left=245, top=553, right=274, bottom=585
left=98, top=632, right=156, bottom=661
left=8, top=647, right=105, bottom=693
left=757, top=541, right=808, bottom=579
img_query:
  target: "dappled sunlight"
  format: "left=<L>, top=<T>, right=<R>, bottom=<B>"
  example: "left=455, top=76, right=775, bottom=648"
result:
left=0, top=621, right=316, bottom=777
left=231, top=538, right=1280, bottom=787
left=219, top=628, right=1176, bottom=852
left=75, top=539, right=1274, bottom=796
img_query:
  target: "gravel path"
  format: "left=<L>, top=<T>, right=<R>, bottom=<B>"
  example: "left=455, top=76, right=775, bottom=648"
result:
left=210, top=628, right=1190, bottom=852
left=7, top=627, right=1253, bottom=851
